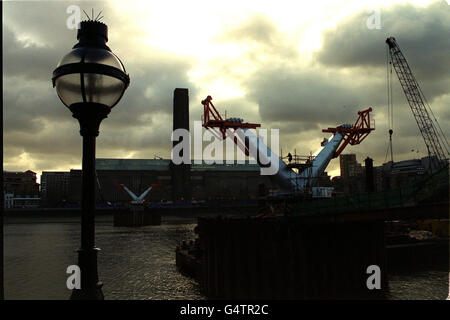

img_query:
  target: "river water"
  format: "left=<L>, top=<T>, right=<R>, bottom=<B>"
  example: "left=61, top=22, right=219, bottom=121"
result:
left=4, top=216, right=449, bottom=300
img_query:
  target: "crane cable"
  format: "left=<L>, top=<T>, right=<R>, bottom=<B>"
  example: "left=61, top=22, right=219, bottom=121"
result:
left=385, top=46, right=394, bottom=163
left=388, top=46, right=394, bottom=130
left=95, top=169, right=111, bottom=206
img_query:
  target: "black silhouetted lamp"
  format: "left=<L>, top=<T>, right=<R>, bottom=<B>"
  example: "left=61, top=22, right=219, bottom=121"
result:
left=52, top=19, right=130, bottom=300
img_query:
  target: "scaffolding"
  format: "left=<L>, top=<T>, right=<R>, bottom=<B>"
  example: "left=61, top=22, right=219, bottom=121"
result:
left=282, top=153, right=316, bottom=194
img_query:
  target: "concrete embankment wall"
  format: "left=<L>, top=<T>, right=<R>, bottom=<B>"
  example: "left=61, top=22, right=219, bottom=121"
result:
left=4, top=205, right=259, bottom=224
left=198, top=217, right=387, bottom=299
left=4, top=208, right=114, bottom=223
left=150, top=204, right=258, bottom=216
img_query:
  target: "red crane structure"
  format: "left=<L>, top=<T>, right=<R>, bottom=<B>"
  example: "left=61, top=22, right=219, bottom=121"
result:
left=200, top=95, right=375, bottom=193
left=322, top=107, right=375, bottom=158
left=201, top=95, right=261, bottom=156
left=201, top=95, right=260, bottom=137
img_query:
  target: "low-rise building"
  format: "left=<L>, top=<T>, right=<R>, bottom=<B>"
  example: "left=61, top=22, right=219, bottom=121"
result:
left=4, top=170, right=40, bottom=198
left=61, top=158, right=274, bottom=206
left=337, top=154, right=366, bottom=194
left=336, top=154, right=439, bottom=194
left=40, top=171, right=70, bottom=207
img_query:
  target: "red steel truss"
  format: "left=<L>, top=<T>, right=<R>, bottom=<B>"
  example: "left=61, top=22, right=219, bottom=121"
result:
left=322, top=107, right=375, bottom=157
left=201, top=95, right=260, bottom=139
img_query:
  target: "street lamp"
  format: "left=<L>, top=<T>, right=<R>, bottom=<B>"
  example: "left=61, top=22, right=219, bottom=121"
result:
left=52, top=19, right=130, bottom=299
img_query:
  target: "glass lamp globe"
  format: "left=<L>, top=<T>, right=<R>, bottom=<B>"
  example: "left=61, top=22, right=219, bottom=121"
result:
left=52, top=20, right=130, bottom=110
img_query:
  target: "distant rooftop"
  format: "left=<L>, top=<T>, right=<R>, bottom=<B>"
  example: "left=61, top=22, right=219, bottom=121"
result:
left=192, top=162, right=260, bottom=172
left=96, top=158, right=170, bottom=171
left=4, top=170, right=37, bottom=176
left=95, top=158, right=260, bottom=172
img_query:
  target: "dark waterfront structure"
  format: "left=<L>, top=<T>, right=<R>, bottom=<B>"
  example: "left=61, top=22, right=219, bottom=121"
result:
left=177, top=164, right=448, bottom=299
left=188, top=216, right=388, bottom=299
left=365, top=157, right=375, bottom=193
left=52, top=19, right=130, bottom=299
left=339, top=154, right=362, bottom=179
left=65, top=159, right=272, bottom=205
left=334, top=154, right=441, bottom=194
left=171, top=88, right=192, bottom=202
left=337, top=154, right=364, bottom=194
left=3, top=171, right=39, bottom=198
left=43, top=87, right=273, bottom=208
left=42, top=155, right=443, bottom=207
left=3, top=171, right=41, bottom=209
left=40, top=171, right=70, bottom=207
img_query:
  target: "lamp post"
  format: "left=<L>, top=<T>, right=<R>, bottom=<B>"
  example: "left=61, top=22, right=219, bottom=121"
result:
left=52, top=19, right=130, bottom=299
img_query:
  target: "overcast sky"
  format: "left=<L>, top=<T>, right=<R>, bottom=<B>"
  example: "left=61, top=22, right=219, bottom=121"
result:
left=3, top=0, right=449, bottom=181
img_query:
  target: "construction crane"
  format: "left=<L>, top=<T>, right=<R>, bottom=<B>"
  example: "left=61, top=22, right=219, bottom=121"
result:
left=386, top=37, right=449, bottom=168
left=201, top=96, right=375, bottom=194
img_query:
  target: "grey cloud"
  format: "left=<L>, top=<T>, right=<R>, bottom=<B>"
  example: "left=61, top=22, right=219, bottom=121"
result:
left=3, top=76, right=69, bottom=133
left=3, top=1, right=198, bottom=173
left=3, top=26, right=61, bottom=82
left=235, top=1, right=449, bottom=166
left=316, top=1, right=450, bottom=83
left=217, top=14, right=298, bottom=59
left=221, top=14, right=277, bottom=44
left=100, top=59, right=195, bottom=132
left=241, top=68, right=446, bottom=167
left=4, top=1, right=448, bottom=176
left=245, top=67, right=363, bottom=125
left=99, top=113, right=174, bottom=152
left=265, top=120, right=321, bottom=135
left=3, top=1, right=105, bottom=46
left=203, top=96, right=261, bottom=123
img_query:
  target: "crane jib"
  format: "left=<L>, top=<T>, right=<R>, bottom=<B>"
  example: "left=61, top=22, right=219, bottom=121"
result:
left=386, top=37, right=449, bottom=166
